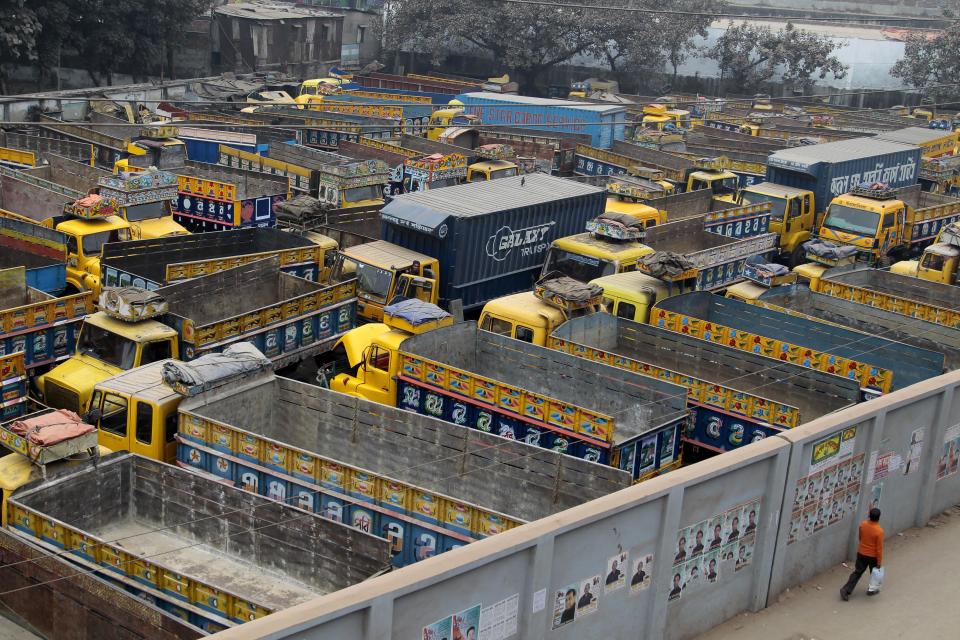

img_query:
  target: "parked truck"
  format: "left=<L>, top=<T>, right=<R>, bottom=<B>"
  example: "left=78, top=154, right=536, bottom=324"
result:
left=477, top=127, right=590, bottom=175
left=40, top=257, right=357, bottom=412
left=650, top=291, right=943, bottom=396
left=765, top=138, right=922, bottom=214
left=174, top=161, right=289, bottom=232
left=177, top=362, right=626, bottom=566
left=0, top=217, right=67, bottom=294
left=739, top=182, right=817, bottom=265
left=100, top=228, right=333, bottom=290
left=890, top=220, right=960, bottom=284
left=267, top=142, right=389, bottom=210
left=395, top=322, right=688, bottom=478
left=874, top=126, right=958, bottom=159
left=549, top=314, right=860, bottom=456
left=4, top=450, right=390, bottom=633
left=801, top=184, right=960, bottom=272
left=0, top=266, right=94, bottom=376
left=378, top=173, right=606, bottom=310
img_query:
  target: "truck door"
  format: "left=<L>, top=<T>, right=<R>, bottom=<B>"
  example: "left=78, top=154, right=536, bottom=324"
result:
left=879, top=209, right=899, bottom=257
left=362, top=346, right=394, bottom=406
left=137, top=339, right=176, bottom=367
left=131, top=400, right=168, bottom=461
left=395, top=274, right=437, bottom=304
left=90, top=390, right=131, bottom=454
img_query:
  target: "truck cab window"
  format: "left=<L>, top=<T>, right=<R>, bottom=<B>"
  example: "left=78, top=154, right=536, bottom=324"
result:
left=615, top=302, right=637, bottom=320
left=921, top=252, right=946, bottom=271
left=789, top=199, right=801, bottom=218
left=141, top=340, right=173, bottom=365
left=369, top=346, right=390, bottom=371
left=66, top=236, right=78, bottom=256
left=100, top=394, right=128, bottom=437
left=135, top=402, right=153, bottom=445
left=515, top=326, right=535, bottom=343
left=480, top=315, right=513, bottom=337
left=165, top=412, right=178, bottom=442
left=882, top=213, right=895, bottom=228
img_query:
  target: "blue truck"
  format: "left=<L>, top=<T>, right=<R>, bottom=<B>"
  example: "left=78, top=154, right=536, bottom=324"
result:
left=456, top=92, right=626, bottom=149
left=766, top=138, right=923, bottom=213
left=379, top=172, right=607, bottom=310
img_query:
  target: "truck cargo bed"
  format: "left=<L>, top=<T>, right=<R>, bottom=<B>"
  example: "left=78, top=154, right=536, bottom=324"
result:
left=756, top=285, right=960, bottom=370
left=553, top=314, right=858, bottom=424
left=822, top=265, right=960, bottom=309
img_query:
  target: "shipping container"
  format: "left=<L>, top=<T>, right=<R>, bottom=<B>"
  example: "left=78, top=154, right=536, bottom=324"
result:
left=651, top=292, right=943, bottom=395
left=766, top=138, right=922, bottom=212
left=7, top=453, right=390, bottom=631
left=178, top=372, right=629, bottom=567
left=379, top=173, right=606, bottom=309
left=398, top=322, right=688, bottom=479
left=750, top=284, right=960, bottom=370
left=457, top=92, right=626, bottom=149
left=100, top=228, right=328, bottom=290
left=874, top=126, right=958, bottom=158
left=550, top=314, right=860, bottom=454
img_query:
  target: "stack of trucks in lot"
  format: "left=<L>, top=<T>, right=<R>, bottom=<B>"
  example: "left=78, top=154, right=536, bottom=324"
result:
left=4, top=74, right=960, bottom=636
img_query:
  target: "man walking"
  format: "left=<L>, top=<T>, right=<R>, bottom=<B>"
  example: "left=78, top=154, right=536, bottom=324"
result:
left=840, top=508, right=883, bottom=601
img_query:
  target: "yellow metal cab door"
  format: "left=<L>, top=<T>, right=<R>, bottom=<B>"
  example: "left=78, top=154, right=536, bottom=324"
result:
left=90, top=390, right=131, bottom=454
left=362, top=346, right=395, bottom=406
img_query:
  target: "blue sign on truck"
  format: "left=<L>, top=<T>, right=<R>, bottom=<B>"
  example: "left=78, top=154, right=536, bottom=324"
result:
left=766, top=138, right=922, bottom=211
left=456, top=92, right=626, bottom=149
left=379, top=173, right=606, bottom=310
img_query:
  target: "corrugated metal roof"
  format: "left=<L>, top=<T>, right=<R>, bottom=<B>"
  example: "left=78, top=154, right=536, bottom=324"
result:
left=768, top=137, right=918, bottom=165
left=458, top=92, right=626, bottom=114
left=874, top=127, right=955, bottom=145
left=383, top=173, right=604, bottom=219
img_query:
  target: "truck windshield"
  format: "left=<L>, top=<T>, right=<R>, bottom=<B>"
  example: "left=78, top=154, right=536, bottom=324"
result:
left=822, top=204, right=880, bottom=235
left=543, top=248, right=616, bottom=282
left=742, top=193, right=787, bottom=219
left=78, top=323, right=137, bottom=369
left=124, top=201, right=168, bottom=222
left=344, top=185, right=383, bottom=202
left=344, top=259, right=393, bottom=302
left=490, top=168, right=518, bottom=180
left=81, top=229, right=127, bottom=255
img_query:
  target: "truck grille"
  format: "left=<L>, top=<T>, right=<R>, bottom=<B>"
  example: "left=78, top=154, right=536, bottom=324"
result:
left=44, top=381, right=80, bottom=413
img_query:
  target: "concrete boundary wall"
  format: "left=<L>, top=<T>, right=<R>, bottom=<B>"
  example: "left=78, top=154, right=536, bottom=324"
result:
left=209, top=371, right=960, bottom=640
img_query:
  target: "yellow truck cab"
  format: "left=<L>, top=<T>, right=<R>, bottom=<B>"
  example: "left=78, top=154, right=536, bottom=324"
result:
left=478, top=275, right=603, bottom=346
left=332, top=240, right=440, bottom=322
left=724, top=262, right=798, bottom=303
left=296, top=77, right=346, bottom=101
left=541, top=214, right=654, bottom=283
left=604, top=175, right=671, bottom=226
left=589, top=270, right=675, bottom=323
left=427, top=105, right=479, bottom=141
left=86, top=360, right=182, bottom=463
left=56, top=195, right=132, bottom=295
left=641, top=104, right=690, bottom=131
left=891, top=221, right=960, bottom=284
left=815, top=185, right=906, bottom=264
left=466, top=145, right=520, bottom=182
left=40, top=292, right=178, bottom=414
left=96, top=169, right=188, bottom=240
left=686, top=158, right=739, bottom=202
left=330, top=300, right=454, bottom=406
left=740, top=182, right=816, bottom=265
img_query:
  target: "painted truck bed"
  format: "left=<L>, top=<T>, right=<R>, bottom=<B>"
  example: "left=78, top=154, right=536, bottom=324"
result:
left=100, top=228, right=323, bottom=290
left=177, top=374, right=629, bottom=566
left=815, top=265, right=960, bottom=329
left=754, top=284, right=960, bottom=370
left=7, top=453, right=390, bottom=631
left=651, top=292, right=944, bottom=393
left=0, top=217, right=67, bottom=294
left=549, top=314, right=860, bottom=453
left=398, top=322, right=688, bottom=478
left=155, top=257, right=356, bottom=366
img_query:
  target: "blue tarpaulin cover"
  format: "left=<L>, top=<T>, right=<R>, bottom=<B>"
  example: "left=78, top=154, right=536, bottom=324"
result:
left=383, top=299, right=451, bottom=326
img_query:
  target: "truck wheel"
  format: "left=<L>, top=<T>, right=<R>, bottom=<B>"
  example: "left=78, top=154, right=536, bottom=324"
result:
left=788, top=245, right=806, bottom=268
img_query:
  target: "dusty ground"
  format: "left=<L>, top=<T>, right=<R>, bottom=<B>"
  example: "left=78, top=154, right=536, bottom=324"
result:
left=702, top=505, right=960, bottom=640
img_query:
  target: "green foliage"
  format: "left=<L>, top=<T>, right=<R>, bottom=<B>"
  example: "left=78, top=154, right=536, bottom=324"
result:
left=890, top=23, right=960, bottom=101
left=0, top=0, right=42, bottom=63
left=708, top=22, right=848, bottom=93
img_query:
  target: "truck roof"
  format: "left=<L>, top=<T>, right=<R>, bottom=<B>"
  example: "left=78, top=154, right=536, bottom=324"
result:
left=482, top=291, right=567, bottom=327
left=590, top=271, right=671, bottom=299
left=768, top=138, right=918, bottom=170
left=341, top=239, right=434, bottom=269
left=86, top=310, right=178, bottom=341
left=553, top=233, right=655, bottom=259
left=458, top=92, right=626, bottom=114
left=93, top=359, right=179, bottom=404
left=381, top=173, right=603, bottom=228
left=742, top=182, right=810, bottom=198
left=874, top=126, right=957, bottom=146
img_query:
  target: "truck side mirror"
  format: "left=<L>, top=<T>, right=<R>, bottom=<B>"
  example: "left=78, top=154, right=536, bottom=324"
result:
left=360, top=346, right=370, bottom=372
left=84, top=408, right=102, bottom=425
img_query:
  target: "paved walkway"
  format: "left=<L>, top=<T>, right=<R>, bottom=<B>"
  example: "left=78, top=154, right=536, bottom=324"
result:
left=702, top=505, right=960, bottom=640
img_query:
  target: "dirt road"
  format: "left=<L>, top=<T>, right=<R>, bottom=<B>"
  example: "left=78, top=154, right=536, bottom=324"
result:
left=702, top=505, right=960, bottom=640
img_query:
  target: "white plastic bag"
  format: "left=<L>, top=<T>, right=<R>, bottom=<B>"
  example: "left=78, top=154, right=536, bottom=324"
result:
left=867, top=566, right=884, bottom=593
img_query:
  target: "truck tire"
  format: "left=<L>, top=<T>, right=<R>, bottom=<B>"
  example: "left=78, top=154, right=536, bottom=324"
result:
left=788, top=245, right=806, bottom=268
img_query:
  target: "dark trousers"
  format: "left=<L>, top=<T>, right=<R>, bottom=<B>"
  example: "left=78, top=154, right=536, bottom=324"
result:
left=842, top=553, right=878, bottom=595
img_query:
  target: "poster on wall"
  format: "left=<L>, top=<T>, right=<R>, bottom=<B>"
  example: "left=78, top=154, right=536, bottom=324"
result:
left=451, top=605, right=480, bottom=640
left=788, top=453, right=865, bottom=544
left=552, top=584, right=578, bottom=629
left=479, top=594, right=519, bottom=640
left=422, top=616, right=452, bottom=640
left=605, top=552, right=628, bottom=592
left=576, top=576, right=601, bottom=618
left=810, top=426, right=858, bottom=474
left=937, top=423, right=960, bottom=480
left=905, top=428, right=924, bottom=475
left=629, top=553, right=653, bottom=594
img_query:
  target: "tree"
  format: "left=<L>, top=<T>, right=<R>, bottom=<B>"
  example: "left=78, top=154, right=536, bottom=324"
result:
left=708, top=22, right=848, bottom=94
left=0, top=0, right=42, bottom=92
left=381, top=0, right=607, bottom=94
left=890, top=23, right=960, bottom=102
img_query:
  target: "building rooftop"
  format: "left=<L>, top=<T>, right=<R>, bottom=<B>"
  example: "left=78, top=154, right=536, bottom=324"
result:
left=215, top=2, right=341, bottom=20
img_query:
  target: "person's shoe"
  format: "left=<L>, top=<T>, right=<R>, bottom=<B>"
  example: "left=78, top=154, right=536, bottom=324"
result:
left=866, top=589, right=878, bottom=596
left=840, top=589, right=849, bottom=601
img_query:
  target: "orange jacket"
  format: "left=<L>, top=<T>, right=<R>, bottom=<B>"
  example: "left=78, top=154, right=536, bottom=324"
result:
left=858, top=520, right=884, bottom=566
